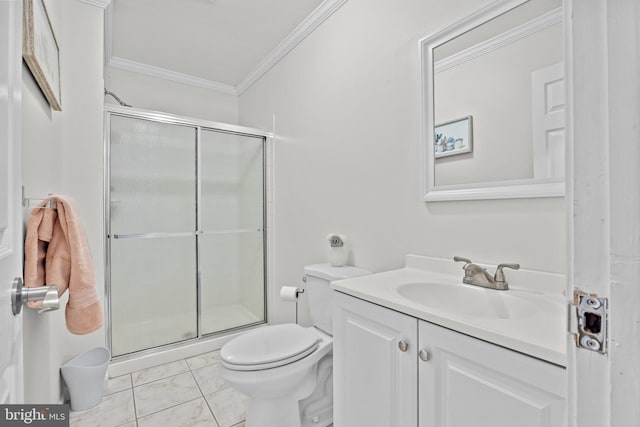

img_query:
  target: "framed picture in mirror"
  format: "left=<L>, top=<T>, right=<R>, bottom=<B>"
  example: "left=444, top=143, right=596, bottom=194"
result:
left=434, top=116, right=473, bottom=159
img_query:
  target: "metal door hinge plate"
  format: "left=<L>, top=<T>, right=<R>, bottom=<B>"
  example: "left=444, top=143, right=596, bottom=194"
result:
left=570, top=290, right=608, bottom=354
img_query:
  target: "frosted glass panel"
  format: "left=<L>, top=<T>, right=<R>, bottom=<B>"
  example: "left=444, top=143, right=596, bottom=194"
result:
left=110, top=236, right=197, bottom=356
left=107, top=111, right=266, bottom=356
left=110, top=115, right=196, bottom=234
left=201, top=130, right=264, bottom=231
left=200, top=232, right=265, bottom=335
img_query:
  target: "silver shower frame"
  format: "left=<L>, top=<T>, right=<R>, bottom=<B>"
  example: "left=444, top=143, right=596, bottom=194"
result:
left=103, top=105, right=273, bottom=359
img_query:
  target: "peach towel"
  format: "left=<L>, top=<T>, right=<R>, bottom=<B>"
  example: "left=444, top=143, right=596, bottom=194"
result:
left=24, top=195, right=103, bottom=335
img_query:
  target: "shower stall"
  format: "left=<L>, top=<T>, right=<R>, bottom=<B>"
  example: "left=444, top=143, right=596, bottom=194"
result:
left=104, top=106, right=269, bottom=358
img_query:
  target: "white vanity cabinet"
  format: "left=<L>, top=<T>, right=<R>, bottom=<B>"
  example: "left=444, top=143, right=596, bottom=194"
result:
left=333, top=291, right=418, bottom=427
left=333, top=291, right=566, bottom=427
left=418, top=320, right=566, bottom=427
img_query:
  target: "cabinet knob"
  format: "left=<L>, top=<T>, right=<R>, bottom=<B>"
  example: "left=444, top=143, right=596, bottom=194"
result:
left=398, top=340, right=409, bottom=352
left=418, top=349, right=430, bottom=362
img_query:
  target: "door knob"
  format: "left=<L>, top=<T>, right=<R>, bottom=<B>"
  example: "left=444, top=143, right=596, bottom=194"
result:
left=398, top=340, right=409, bottom=352
left=11, top=277, right=60, bottom=315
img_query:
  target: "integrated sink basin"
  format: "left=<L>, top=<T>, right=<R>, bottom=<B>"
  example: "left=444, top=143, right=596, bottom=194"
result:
left=395, top=282, right=539, bottom=320
left=330, top=254, right=568, bottom=366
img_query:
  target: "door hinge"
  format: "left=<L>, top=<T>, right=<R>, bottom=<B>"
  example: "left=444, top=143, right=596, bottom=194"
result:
left=569, top=290, right=608, bottom=354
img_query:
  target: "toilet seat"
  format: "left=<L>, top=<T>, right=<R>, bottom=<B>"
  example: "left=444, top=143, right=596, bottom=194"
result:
left=221, top=324, right=320, bottom=371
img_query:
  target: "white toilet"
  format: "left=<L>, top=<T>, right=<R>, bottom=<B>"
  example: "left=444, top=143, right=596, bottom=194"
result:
left=219, top=264, right=369, bottom=427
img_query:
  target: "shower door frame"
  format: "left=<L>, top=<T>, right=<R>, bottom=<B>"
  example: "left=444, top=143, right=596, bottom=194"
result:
left=103, top=105, right=272, bottom=359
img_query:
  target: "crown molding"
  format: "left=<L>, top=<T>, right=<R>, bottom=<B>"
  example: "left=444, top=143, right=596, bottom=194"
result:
left=78, top=0, right=112, bottom=8
left=107, top=57, right=238, bottom=95
left=435, top=8, right=562, bottom=74
left=236, top=0, right=348, bottom=95
left=104, top=0, right=348, bottom=96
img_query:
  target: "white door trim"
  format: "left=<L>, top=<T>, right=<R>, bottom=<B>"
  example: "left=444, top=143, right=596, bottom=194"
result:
left=568, top=0, right=640, bottom=425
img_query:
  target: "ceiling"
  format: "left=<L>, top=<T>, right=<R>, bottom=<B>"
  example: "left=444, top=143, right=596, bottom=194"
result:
left=106, top=0, right=340, bottom=95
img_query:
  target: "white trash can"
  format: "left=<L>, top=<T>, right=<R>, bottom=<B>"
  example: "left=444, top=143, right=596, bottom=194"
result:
left=61, top=347, right=110, bottom=412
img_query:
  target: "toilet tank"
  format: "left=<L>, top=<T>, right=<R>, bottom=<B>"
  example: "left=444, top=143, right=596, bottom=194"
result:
left=303, top=264, right=370, bottom=335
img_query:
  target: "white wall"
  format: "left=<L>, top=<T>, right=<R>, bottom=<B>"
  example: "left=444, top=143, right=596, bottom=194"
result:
left=238, top=0, right=566, bottom=325
left=22, top=0, right=105, bottom=403
left=22, top=68, right=63, bottom=198
left=105, top=67, right=239, bottom=123
left=21, top=64, right=65, bottom=405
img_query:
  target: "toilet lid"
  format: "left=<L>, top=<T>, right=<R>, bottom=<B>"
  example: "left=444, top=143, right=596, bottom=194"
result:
left=221, top=324, right=320, bottom=370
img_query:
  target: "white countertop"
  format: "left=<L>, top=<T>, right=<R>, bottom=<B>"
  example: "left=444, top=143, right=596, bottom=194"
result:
left=330, top=255, right=567, bottom=367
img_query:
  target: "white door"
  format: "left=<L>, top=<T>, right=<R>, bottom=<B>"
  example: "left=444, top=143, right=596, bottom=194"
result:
left=0, top=0, right=24, bottom=404
left=531, top=62, right=565, bottom=180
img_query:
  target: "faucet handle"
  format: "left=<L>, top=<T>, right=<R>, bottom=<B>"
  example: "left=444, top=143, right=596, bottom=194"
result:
left=454, top=257, right=474, bottom=278
left=494, top=263, right=520, bottom=283
left=453, top=256, right=472, bottom=266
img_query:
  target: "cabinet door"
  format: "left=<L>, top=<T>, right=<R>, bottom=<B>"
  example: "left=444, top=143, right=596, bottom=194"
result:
left=333, top=292, right=418, bottom=427
left=418, top=320, right=566, bottom=427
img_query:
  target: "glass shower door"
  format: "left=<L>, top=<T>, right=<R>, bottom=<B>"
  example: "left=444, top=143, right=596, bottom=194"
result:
left=200, top=129, right=265, bottom=335
left=109, top=115, right=198, bottom=356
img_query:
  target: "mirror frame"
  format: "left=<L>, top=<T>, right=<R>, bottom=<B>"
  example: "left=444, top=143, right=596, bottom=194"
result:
left=420, top=0, right=565, bottom=202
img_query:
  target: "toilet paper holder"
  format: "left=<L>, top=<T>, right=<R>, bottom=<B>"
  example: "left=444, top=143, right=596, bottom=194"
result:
left=11, top=277, right=60, bottom=315
left=280, top=285, right=305, bottom=302
left=280, top=286, right=305, bottom=324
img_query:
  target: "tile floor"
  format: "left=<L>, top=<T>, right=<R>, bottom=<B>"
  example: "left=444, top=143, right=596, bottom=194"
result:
left=69, top=350, right=248, bottom=427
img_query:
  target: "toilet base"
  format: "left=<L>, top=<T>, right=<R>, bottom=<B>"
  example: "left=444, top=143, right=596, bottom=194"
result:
left=246, top=396, right=302, bottom=427
left=299, top=355, right=333, bottom=427
left=220, top=327, right=334, bottom=427
left=242, top=354, right=333, bottom=427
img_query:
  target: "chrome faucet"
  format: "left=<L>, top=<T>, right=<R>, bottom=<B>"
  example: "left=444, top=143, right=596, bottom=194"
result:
left=453, top=256, right=520, bottom=290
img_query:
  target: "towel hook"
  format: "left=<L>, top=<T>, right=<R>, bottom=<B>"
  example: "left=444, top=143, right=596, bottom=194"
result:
left=22, top=193, right=57, bottom=209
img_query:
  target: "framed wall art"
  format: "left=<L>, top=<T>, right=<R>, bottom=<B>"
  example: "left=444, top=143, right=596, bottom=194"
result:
left=23, top=0, right=61, bottom=111
left=434, top=116, right=472, bottom=158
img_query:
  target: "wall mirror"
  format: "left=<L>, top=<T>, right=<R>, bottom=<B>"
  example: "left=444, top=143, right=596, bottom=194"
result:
left=420, top=0, right=564, bottom=201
